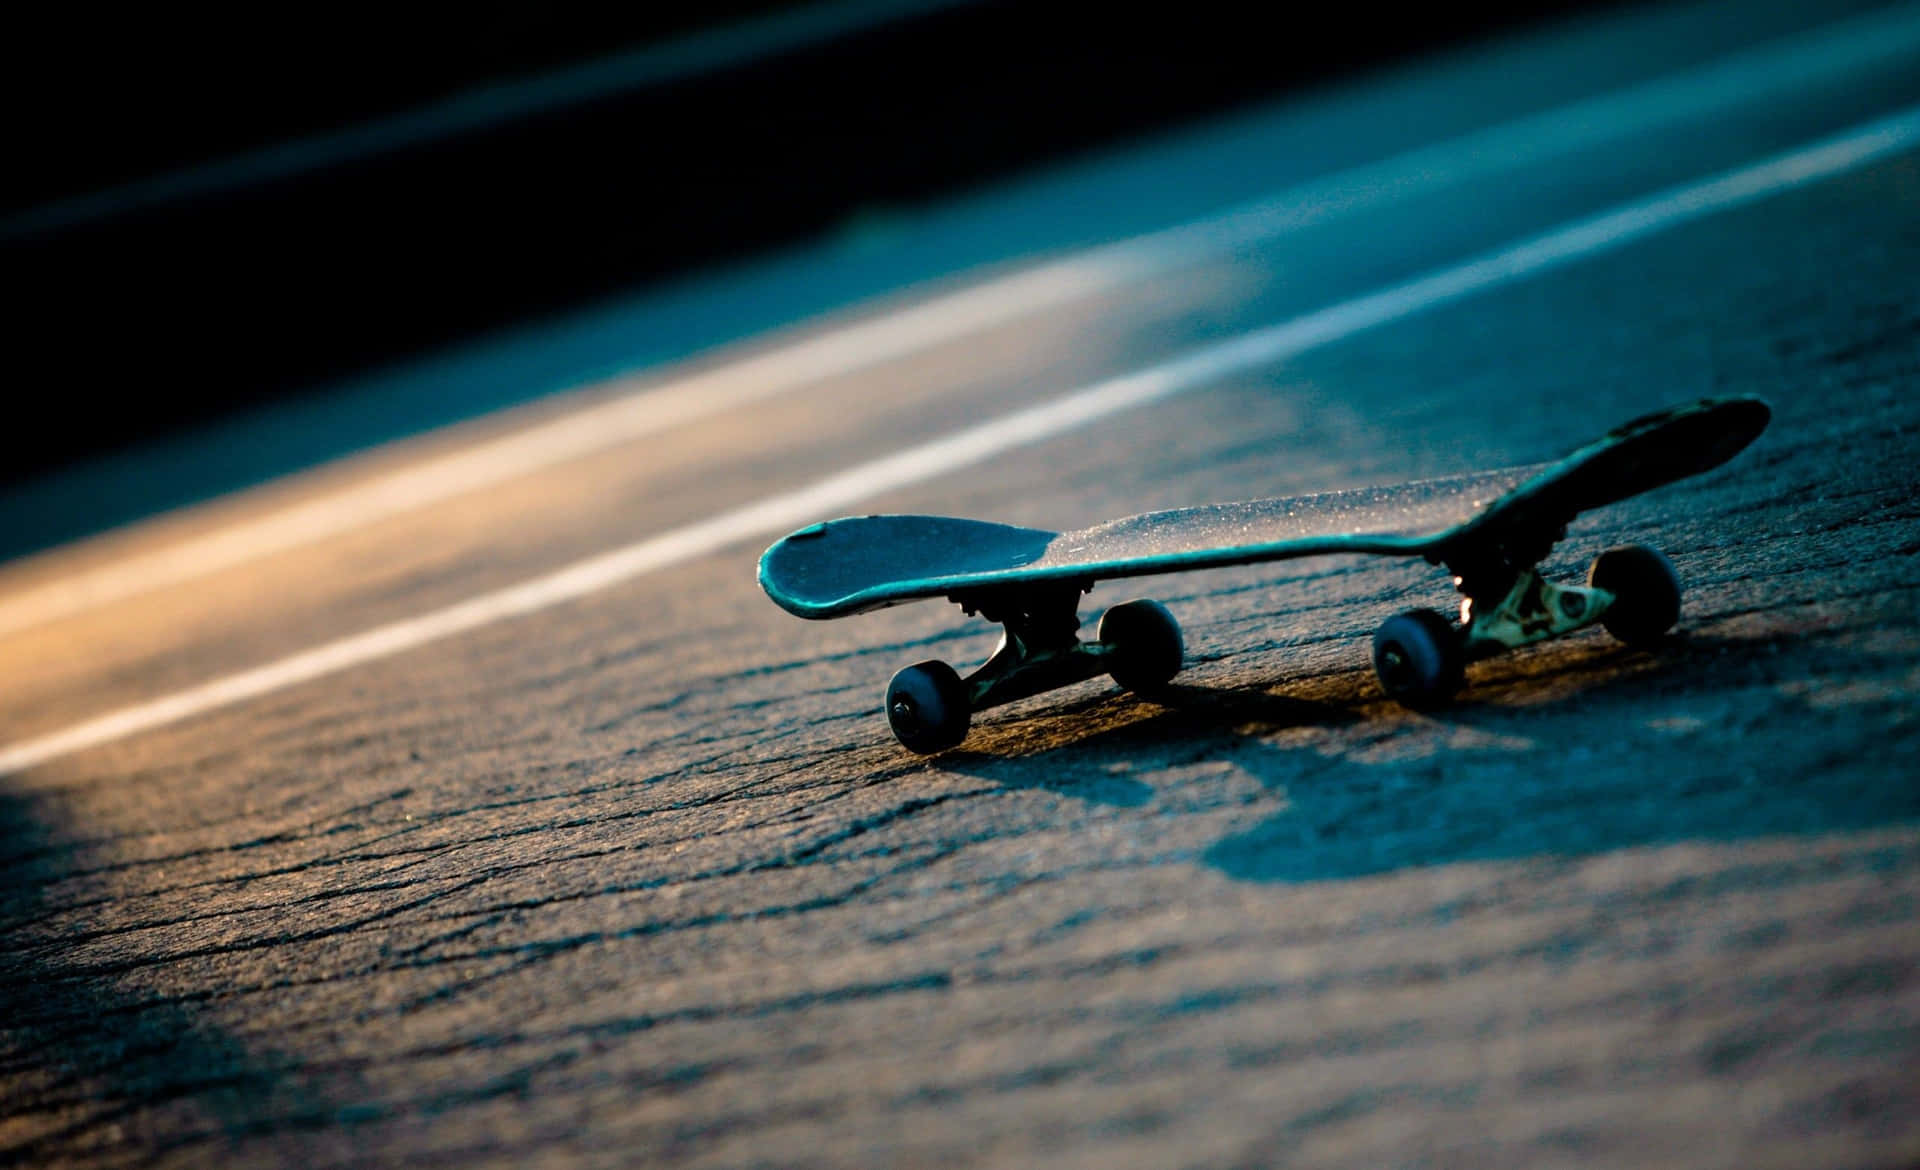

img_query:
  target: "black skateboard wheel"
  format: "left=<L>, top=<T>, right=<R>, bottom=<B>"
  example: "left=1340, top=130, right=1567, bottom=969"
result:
left=1372, top=608, right=1465, bottom=707
left=885, top=660, right=971, bottom=753
left=1587, top=544, right=1682, bottom=647
left=1097, top=599, right=1184, bottom=693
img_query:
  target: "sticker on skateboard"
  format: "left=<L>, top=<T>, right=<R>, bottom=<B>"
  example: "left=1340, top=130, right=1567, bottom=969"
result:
left=759, top=397, right=1771, bottom=752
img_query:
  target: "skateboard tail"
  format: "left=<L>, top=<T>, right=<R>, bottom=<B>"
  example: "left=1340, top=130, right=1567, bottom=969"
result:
left=1443, top=396, right=1771, bottom=552
left=1540, top=395, right=1769, bottom=511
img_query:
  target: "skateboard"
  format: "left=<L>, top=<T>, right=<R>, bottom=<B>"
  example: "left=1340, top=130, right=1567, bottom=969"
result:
left=759, top=396, right=1771, bottom=752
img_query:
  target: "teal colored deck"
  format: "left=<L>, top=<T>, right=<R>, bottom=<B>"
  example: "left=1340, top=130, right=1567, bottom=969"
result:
left=759, top=397, right=1770, bottom=619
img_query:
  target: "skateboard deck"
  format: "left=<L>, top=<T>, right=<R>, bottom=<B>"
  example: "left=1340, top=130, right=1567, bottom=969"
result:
left=759, top=397, right=1771, bottom=752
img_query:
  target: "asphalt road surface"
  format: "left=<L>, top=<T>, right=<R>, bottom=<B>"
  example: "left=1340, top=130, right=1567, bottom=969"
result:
left=5, top=3, right=1920, bottom=1166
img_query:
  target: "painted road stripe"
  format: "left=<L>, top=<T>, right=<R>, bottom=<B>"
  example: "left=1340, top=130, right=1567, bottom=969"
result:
left=5, top=4, right=1920, bottom=639
left=0, top=256, right=1145, bottom=638
left=3, top=105, right=1917, bottom=776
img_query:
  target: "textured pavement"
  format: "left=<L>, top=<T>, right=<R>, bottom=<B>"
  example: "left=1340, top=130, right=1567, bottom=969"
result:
left=3, top=7, right=1919, bottom=1167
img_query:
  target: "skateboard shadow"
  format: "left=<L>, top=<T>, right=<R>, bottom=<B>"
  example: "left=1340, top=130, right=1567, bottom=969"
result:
left=942, top=682, right=1360, bottom=808
left=1206, top=628, right=1920, bottom=883
left=0, top=790, right=336, bottom=1160
left=937, top=626, right=1915, bottom=886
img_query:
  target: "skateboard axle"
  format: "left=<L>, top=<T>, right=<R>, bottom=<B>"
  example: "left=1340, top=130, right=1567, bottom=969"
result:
left=950, top=581, right=1107, bottom=712
left=1460, top=568, right=1615, bottom=655
left=966, top=638, right=1112, bottom=713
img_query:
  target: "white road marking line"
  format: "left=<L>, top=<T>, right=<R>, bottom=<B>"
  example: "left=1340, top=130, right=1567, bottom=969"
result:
left=1120, top=2, right=1920, bottom=267
left=5, top=4, right=1918, bottom=639
left=0, top=258, right=1143, bottom=639
left=4, top=105, right=1916, bottom=776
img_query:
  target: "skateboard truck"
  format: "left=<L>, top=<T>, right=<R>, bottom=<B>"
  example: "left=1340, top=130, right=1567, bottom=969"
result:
left=883, top=582, right=1184, bottom=754
left=1368, top=523, right=1683, bottom=708
left=950, top=582, right=1103, bottom=712
left=1459, top=569, right=1614, bottom=654
left=1446, top=521, right=1611, bottom=654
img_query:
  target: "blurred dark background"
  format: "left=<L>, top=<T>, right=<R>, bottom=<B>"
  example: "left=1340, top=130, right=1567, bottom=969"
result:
left=4, top=0, right=1629, bottom=510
